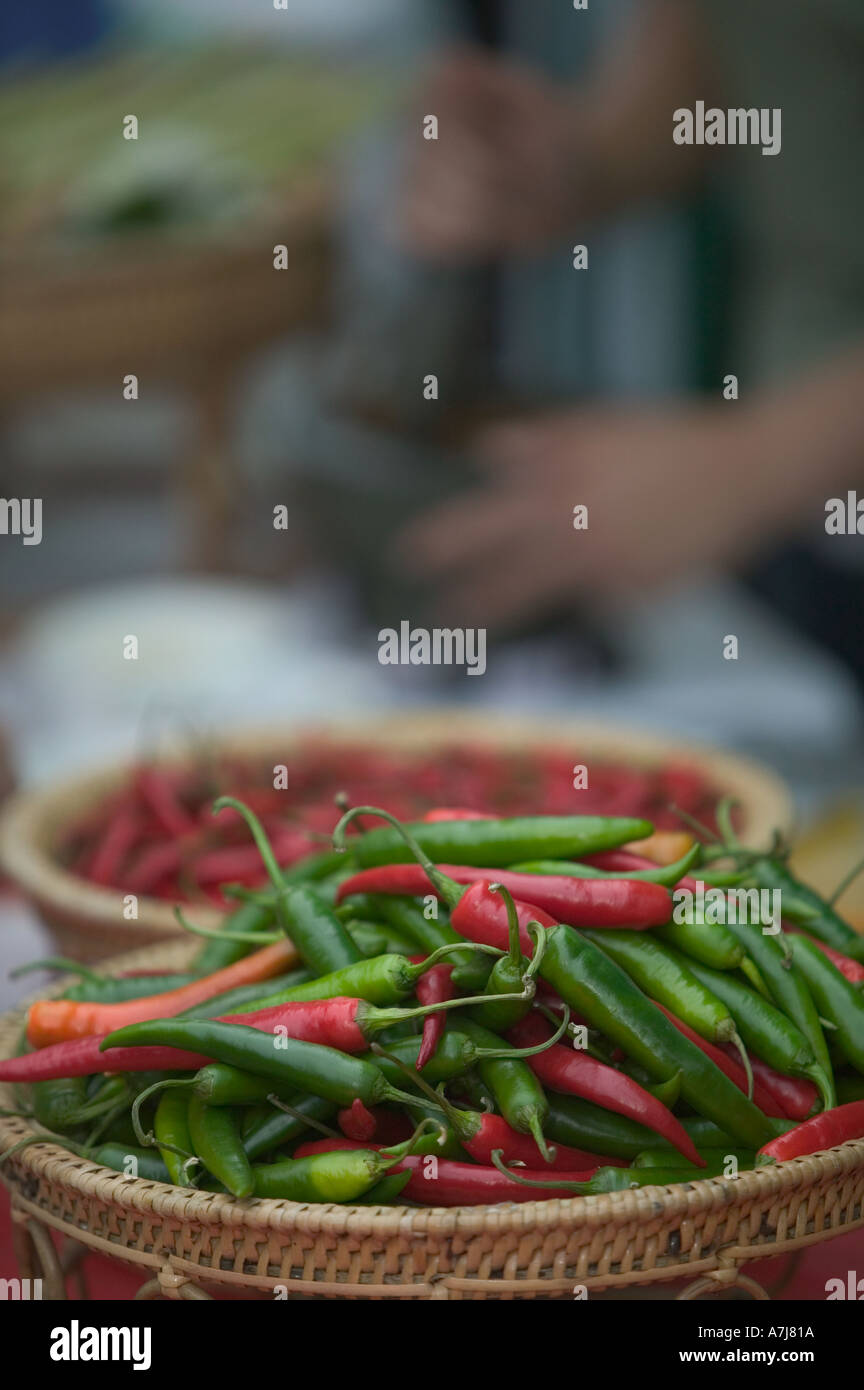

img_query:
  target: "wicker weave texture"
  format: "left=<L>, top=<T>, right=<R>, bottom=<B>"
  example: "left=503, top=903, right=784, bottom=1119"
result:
left=3, top=941, right=863, bottom=1299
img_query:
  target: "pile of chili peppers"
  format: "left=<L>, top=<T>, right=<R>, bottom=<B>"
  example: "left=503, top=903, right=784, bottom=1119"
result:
left=59, top=742, right=718, bottom=907
left=4, top=793, right=864, bottom=1209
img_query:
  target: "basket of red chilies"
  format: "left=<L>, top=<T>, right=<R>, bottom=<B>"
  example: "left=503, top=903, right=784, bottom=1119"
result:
left=0, top=716, right=789, bottom=959
left=2, top=796, right=863, bottom=1300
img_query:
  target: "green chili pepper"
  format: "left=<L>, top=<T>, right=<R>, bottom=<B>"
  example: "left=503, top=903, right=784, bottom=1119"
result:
left=720, top=919, right=835, bottom=1108
left=252, top=1121, right=440, bottom=1202
left=543, top=1096, right=661, bottom=1160
left=252, top=1147, right=395, bottom=1202
left=62, top=972, right=201, bottom=1003
left=154, top=1088, right=195, bottom=1186
left=617, top=1063, right=682, bottom=1108
left=355, top=1170, right=412, bottom=1204
left=344, top=814, right=654, bottom=869
left=349, top=894, right=489, bottom=992
left=178, top=969, right=313, bottom=1020
left=100, top=1020, right=423, bottom=1111
left=212, top=799, right=363, bottom=975
left=672, top=952, right=822, bottom=1083
left=192, top=901, right=276, bottom=974
left=539, top=925, right=777, bottom=1148
left=193, top=1064, right=298, bottom=1107
left=468, top=886, right=540, bottom=1033
left=92, top=1142, right=172, bottom=1181
left=280, top=885, right=363, bottom=975
left=187, top=1094, right=253, bottom=1198
left=633, top=1147, right=755, bottom=1171
left=751, top=859, right=864, bottom=958
left=99, top=1109, right=142, bottom=1151
left=242, top=1094, right=338, bottom=1161
left=233, top=951, right=462, bottom=1014
left=30, top=1076, right=89, bottom=1133
left=343, top=919, right=415, bottom=958
left=457, top=1017, right=553, bottom=1160
left=365, top=1029, right=479, bottom=1088
left=509, top=843, right=700, bottom=888
left=652, top=1117, right=748, bottom=1152
left=653, top=915, right=745, bottom=971
left=787, top=935, right=864, bottom=1075
left=580, top=929, right=750, bottom=1070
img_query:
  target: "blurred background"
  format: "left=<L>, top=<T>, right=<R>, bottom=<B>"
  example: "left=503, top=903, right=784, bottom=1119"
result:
left=2, top=0, right=864, bottom=1303
left=2, top=0, right=864, bottom=956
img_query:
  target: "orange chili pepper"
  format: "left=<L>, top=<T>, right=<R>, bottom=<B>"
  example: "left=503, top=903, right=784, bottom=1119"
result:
left=624, top=830, right=694, bottom=866
left=25, top=938, right=297, bottom=1048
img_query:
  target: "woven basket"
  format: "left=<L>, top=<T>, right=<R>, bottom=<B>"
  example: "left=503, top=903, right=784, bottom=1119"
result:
left=0, top=713, right=793, bottom=961
left=2, top=939, right=862, bottom=1302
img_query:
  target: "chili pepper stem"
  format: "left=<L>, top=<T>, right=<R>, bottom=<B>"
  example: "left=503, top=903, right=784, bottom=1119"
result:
left=488, top=1149, right=593, bottom=1193
left=828, top=852, right=864, bottom=907
left=668, top=805, right=721, bottom=845
left=131, top=1078, right=197, bottom=1162
left=364, top=986, right=530, bottom=1036
left=410, top=940, right=505, bottom=973
left=491, top=883, right=523, bottom=969
left=730, top=1031, right=754, bottom=1100
left=212, top=795, right=292, bottom=932
left=474, top=1005, right=571, bottom=1061
left=370, top=1042, right=464, bottom=1129
left=174, top=907, right=280, bottom=946
left=381, top=1116, right=448, bottom=1159
left=333, top=805, right=463, bottom=908
left=266, top=1096, right=341, bottom=1140
left=10, top=957, right=104, bottom=984
left=524, top=923, right=547, bottom=981
left=381, top=1084, right=449, bottom=1115
left=1, top=1129, right=90, bottom=1166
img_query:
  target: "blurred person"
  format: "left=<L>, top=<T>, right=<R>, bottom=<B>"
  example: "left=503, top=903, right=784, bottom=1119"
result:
left=396, top=0, right=864, bottom=676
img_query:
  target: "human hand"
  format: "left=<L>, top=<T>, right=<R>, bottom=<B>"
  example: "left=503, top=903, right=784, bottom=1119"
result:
left=400, top=48, right=586, bottom=261
left=393, top=405, right=793, bottom=629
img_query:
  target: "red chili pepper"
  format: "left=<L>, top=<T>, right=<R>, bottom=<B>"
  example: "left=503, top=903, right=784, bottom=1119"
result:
left=338, top=1098, right=378, bottom=1141
left=3, top=998, right=370, bottom=1083
left=337, top=1102, right=412, bottom=1145
left=730, top=1052, right=818, bottom=1121
left=785, top=927, right=864, bottom=985
left=413, top=959, right=454, bottom=1070
left=450, top=879, right=556, bottom=955
left=88, top=807, right=144, bottom=887
left=134, top=766, right=197, bottom=839
left=758, top=1100, right=864, bottom=1162
left=421, top=808, right=490, bottom=822
left=0, top=1035, right=210, bottom=1081
left=507, top=1013, right=704, bottom=1166
left=125, top=841, right=185, bottom=894
left=192, top=831, right=313, bottom=886
left=456, top=1111, right=625, bottom=1171
left=655, top=1005, right=786, bottom=1117
left=220, top=998, right=368, bottom=1052
left=293, top=1138, right=599, bottom=1205
left=337, top=863, right=670, bottom=929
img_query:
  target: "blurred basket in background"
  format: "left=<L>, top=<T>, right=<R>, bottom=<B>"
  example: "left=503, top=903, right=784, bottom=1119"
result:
left=0, top=713, right=792, bottom=960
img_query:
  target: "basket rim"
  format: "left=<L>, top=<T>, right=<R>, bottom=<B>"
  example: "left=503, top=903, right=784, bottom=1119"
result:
left=3, top=937, right=860, bottom=1237
left=0, top=712, right=794, bottom=941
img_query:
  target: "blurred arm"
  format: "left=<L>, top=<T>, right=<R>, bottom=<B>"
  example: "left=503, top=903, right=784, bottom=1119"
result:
left=402, top=1, right=720, bottom=260
left=578, top=0, right=721, bottom=216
